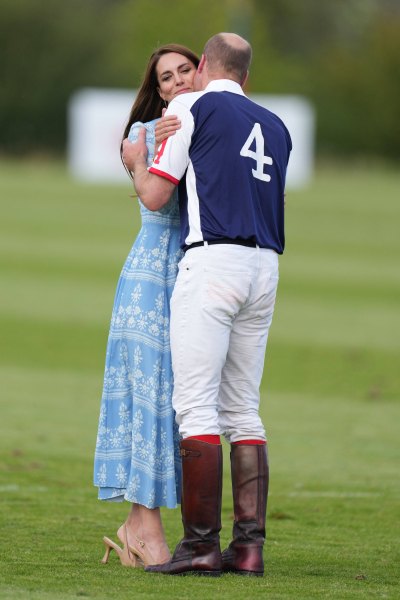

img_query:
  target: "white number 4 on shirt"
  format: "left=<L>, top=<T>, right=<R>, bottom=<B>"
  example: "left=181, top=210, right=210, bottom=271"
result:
left=240, top=123, right=273, bottom=182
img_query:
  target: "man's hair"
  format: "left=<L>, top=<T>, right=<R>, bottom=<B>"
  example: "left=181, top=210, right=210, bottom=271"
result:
left=204, top=33, right=252, bottom=83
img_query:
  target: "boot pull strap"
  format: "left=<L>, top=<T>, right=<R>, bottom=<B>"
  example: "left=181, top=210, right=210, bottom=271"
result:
left=180, top=448, right=201, bottom=457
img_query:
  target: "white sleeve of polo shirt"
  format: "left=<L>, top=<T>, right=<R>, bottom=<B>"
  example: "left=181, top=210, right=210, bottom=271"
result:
left=149, top=98, right=194, bottom=184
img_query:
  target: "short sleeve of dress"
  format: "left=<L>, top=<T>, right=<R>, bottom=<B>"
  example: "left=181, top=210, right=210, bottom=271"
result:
left=127, top=119, right=159, bottom=167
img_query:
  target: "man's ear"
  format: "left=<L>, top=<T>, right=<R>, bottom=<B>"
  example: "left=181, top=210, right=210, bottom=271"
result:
left=197, top=54, right=206, bottom=73
left=241, top=70, right=249, bottom=87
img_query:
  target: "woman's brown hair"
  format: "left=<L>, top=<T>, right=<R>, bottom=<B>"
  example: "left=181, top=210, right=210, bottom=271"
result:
left=122, top=44, right=200, bottom=142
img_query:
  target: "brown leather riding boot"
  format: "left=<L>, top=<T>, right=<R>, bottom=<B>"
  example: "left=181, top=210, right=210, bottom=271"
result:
left=146, top=439, right=223, bottom=576
left=221, top=443, right=269, bottom=576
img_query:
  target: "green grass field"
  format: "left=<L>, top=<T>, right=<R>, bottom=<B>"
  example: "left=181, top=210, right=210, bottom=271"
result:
left=0, top=159, right=399, bottom=599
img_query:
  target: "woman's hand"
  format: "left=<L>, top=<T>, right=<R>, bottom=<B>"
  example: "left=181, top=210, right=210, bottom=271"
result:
left=155, top=109, right=181, bottom=145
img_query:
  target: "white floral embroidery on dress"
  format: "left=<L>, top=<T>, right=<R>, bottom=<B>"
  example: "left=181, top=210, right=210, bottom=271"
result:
left=97, top=464, right=107, bottom=486
left=116, top=464, right=128, bottom=485
left=128, top=474, right=140, bottom=495
left=110, top=284, right=171, bottom=352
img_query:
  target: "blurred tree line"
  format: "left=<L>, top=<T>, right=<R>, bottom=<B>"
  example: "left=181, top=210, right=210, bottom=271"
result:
left=0, top=0, right=399, bottom=159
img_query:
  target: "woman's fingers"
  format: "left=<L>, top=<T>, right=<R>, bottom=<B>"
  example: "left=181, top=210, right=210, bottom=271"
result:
left=155, top=115, right=181, bottom=145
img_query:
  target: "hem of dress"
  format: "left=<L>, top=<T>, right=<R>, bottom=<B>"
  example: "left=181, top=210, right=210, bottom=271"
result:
left=96, top=487, right=180, bottom=510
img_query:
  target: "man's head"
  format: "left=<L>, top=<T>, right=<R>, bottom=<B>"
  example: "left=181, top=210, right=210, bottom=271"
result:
left=195, top=32, right=252, bottom=90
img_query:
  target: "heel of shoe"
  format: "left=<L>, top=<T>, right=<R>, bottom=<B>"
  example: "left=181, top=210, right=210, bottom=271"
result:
left=101, top=537, right=114, bottom=564
left=101, top=535, right=137, bottom=567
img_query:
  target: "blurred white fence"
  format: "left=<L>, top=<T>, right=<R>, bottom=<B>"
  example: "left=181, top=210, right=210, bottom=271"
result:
left=68, top=88, right=315, bottom=188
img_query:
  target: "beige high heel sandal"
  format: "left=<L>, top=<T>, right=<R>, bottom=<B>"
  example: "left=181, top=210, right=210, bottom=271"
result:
left=128, top=534, right=169, bottom=567
left=127, top=535, right=150, bottom=567
left=101, top=526, right=139, bottom=567
left=101, top=536, right=138, bottom=567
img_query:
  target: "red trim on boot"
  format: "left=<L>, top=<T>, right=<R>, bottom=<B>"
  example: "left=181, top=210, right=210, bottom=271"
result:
left=232, top=440, right=266, bottom=445
left=185, top=435, right=221, bottom=445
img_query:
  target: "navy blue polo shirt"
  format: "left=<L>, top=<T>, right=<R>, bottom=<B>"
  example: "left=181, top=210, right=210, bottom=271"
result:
left=149, top=79, right=292, bottom=254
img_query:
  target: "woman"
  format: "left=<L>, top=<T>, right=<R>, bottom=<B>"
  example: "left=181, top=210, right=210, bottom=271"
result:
left=94, top=44, right=199, bottom=567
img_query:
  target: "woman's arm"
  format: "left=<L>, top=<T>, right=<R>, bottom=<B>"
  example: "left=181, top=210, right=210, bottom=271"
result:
left=122, top=129, right=176, bottom=211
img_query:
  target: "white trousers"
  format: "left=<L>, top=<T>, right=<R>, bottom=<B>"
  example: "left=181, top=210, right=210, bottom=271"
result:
left=170, top=244, right=279, bottom=443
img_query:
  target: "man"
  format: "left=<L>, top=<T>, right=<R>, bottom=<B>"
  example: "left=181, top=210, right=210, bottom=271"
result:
left=122, top=32, right=292, bottom=577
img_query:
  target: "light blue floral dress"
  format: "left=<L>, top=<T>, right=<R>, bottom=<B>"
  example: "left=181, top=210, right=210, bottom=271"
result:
left=94, top=120, right=183, bottom=508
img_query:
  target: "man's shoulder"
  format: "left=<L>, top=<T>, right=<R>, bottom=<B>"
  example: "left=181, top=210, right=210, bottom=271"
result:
left=245, top=98, right=291, bottom=140
left=168, top=91, right=205, bottom=112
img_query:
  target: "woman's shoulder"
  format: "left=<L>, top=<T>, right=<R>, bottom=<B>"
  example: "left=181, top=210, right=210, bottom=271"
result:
left=127, top=119, right=161, bottom=164
left=127, top=118, right=159, bottom=142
